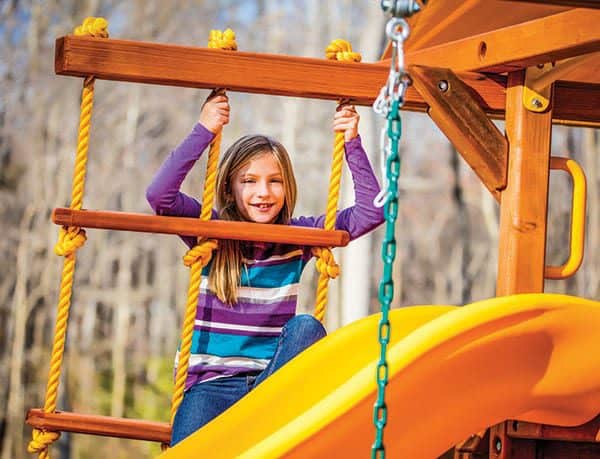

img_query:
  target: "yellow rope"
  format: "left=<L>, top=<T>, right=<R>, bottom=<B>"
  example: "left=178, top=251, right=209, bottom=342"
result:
left=169, top=29, right=237, bottom=430
left=207, top=28, right=238, bottom=51
left=313, top=39, right=361, bottom=323
left=28, top=17, right=108, bottom=458
left=73, top=16, right=109, bottom=38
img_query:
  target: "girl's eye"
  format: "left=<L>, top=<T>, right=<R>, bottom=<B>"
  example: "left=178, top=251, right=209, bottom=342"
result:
left=241, top=179, right=255, bottom=184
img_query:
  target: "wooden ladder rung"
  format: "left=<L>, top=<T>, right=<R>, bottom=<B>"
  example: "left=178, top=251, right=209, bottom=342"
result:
left=52, top=208, right=350, bottom=247
left=26, top=409, right=171, bottom=443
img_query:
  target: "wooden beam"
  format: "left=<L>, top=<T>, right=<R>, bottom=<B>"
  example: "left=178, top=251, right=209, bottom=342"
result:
left=406, top=9, right=600, bottom=73
left=409, top=65, right=507, bottom=198
left=53, top=35, right=600, bottom=126
left=26, top=409, right=170, bottom=443
left=55, top=35, right=388, bottom=106
left=504, top=0, right=600, bottom=8
left=508, top=415, right=600, bottom=442
left=52, top=208, right=350, bottom=247
left=489, top=421, right=537, bottom=459
left=400, top=0, right=567, bottom=54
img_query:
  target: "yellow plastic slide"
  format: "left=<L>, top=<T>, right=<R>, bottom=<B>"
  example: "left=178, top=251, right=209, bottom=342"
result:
left=161, top=294, right=600, bottom=458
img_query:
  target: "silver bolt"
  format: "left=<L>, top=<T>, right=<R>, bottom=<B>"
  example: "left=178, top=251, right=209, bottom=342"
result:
left=531, top=98, right=543, bottom=109
left=495, top=438, right=502, bottom=453
left=438, top=80, right=449, bottom=92
left=381, top=0, right=422, bottom=17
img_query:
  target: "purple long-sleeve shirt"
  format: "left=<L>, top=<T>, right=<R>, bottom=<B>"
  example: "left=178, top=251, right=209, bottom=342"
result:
left=147, top=123, right=383, bottom=388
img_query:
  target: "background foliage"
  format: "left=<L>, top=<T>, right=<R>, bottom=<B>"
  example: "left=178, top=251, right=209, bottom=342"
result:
left=1, top=1, right=598, bottom=457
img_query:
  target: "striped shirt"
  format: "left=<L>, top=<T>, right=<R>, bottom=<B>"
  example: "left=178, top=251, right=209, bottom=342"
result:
left=146, top=123, right=384, bottom=389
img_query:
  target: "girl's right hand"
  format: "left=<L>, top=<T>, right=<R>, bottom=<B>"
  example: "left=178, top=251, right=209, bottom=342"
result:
left=199, top=91, right=230, bottom=134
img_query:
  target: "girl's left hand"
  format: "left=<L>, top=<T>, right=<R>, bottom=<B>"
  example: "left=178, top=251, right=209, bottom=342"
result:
left=333, top=104, right=360, bottom=142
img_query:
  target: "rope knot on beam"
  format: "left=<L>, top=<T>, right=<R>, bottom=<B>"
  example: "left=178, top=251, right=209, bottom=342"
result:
left=73, top=17, right=109, bottom=38
left=326, top=39, right=362, bottom=63
left=208, top=28, right=238, bottom=51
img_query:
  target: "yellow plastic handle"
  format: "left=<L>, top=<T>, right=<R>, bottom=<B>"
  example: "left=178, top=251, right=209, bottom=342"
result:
left=544, top=157, right=587, bottom=279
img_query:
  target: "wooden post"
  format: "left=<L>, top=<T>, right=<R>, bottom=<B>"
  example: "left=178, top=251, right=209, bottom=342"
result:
left=496, top=70, right=553, bottom=295
left=490, top=69, right=553, bottom=459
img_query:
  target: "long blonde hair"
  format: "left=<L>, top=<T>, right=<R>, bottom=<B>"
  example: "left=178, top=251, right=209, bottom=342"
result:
left=208, top=135, right=297, bottom=304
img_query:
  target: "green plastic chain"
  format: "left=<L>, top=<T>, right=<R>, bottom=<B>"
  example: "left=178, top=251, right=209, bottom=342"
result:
left=371, top=11, right=414, bottom=457
left=371, top=98, right=402, bottom=458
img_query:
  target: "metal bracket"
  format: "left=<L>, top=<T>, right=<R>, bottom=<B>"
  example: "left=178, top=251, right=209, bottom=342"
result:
left=523, top=63, right=553, bottom=112
left=523, top=52, right=600, bottom=112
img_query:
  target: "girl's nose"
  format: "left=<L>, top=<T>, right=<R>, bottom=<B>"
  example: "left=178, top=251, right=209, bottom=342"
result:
left=256, top=181, right=270, bottom=197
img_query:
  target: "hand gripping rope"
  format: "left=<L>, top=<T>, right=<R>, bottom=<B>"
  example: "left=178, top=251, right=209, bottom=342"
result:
left=167, top=28, right=238, bottom=445
left=371, top=11, right=413, bottom=459
left=27, top=16, right=109, bottom=459
left=312, top=39, right=361, bottom=323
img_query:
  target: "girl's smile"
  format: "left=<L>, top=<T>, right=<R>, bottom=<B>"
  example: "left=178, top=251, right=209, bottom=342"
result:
left=232, top=152, right=285, bottom=224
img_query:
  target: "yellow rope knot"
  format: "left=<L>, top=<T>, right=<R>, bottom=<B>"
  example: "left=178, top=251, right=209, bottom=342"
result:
left=183, top=239, right=218, bottom=268
left=54, top=226, right=87, bottom=256
left=208, top=28, right=238, bottom=50
left=325, top=39, right=362, bottom=62
left=27, top=428, right=61, bottom=454
left=312, top=247, right=340, bottom=279
left=73, top=17, right=109, bottom=38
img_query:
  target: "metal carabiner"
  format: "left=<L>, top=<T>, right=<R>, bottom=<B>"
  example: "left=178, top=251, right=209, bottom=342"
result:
left=385, top=17, right=410, bottom=43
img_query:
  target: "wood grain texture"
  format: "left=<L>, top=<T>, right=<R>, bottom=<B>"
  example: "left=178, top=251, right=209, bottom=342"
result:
left=26, top=409, right=170, bottom=443
left=54, top=35, right=600, bottom=125
left=508, top=415, right=600, bottom=442
left=489, top=421, right=536, bottom=459
left=405, top=9, right=600, bottom=74
left=410, top=65, right=507, bottom=198
left=386, top=0, right=567, bottom=56
left=503, top=0, right=600, bottom=8
left=496, top=70, right=552, bottom=295
left=52, top=208, right=350, bottom=247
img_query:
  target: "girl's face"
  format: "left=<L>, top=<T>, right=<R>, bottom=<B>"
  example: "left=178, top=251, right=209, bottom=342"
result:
left=231, top=152, right=285, bottom=224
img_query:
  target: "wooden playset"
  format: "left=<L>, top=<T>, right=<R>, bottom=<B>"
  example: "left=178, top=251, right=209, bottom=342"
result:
left=25, top=1, right=600, bottom=457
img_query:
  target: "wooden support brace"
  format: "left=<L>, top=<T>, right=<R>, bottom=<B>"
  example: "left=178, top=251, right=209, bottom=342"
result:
left=52, top=208, right=350, bottom=247
left=26, top=409, right=171, bottom=443
left=409, top=65, right=508, bottom=199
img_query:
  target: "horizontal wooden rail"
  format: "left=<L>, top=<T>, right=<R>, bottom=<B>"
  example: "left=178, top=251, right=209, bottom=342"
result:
left=55, top=35, right=391, bottom=107
left=507, top=415, right=600, bottom=442
left=54, top=35, right=600, bottom=126
left=52, top=208, right=350, bottom=247
left=26, top=409, right=170, bottom=443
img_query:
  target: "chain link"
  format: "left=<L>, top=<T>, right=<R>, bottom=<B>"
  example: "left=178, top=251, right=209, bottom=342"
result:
left=371, top=15, right=411, bottom=459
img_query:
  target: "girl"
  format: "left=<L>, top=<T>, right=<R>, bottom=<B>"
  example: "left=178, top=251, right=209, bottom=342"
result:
left=146, top=92, right=384, bottom=445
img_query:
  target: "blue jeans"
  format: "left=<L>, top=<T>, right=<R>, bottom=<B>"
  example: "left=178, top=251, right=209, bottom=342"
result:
left=170, top=314, right=326, bottom=446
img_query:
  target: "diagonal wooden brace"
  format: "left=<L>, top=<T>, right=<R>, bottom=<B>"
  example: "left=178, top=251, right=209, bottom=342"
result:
left=409, top=65, right=508, bottom=200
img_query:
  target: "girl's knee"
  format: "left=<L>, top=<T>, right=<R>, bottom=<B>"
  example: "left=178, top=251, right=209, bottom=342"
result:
left=285, top=314, right=326, bottom=340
